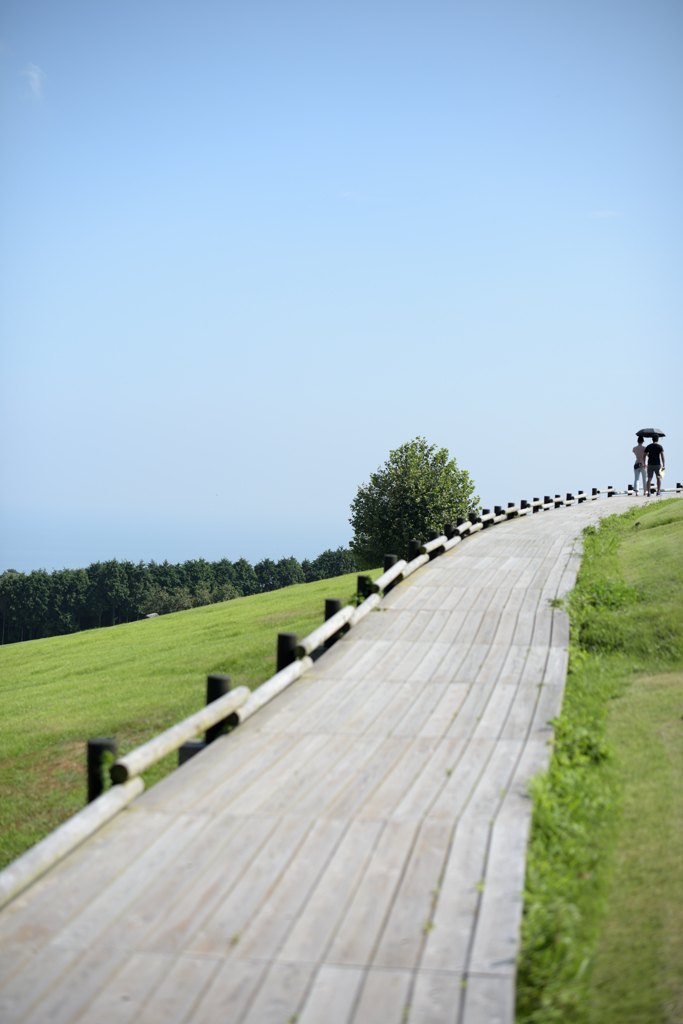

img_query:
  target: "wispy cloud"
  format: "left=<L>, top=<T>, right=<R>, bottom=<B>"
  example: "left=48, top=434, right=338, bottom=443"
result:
left=23, top=63, right=45, bottom=99
left=339, top=191, right=391, bottom=203
left=591, top=210, right=622, bottom=218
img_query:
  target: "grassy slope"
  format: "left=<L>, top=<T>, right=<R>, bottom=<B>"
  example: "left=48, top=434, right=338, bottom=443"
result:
left=516, top=498, right=683, bottom=1023
left=0, top=569, right=380, bottom=869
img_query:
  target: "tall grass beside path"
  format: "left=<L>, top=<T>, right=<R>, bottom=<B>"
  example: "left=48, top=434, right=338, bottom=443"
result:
left=516, top=498, right=683, bottom=1023
left=0, top=570, right=380, bottom=870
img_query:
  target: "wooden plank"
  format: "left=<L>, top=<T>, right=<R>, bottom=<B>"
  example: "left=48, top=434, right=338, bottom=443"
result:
left=276, top=818, right=383, bottom=963
left=185, top=815, right=315, bottom=957
left=460, top=972, right=515, bottom=1024
left=416, top=684, right=471, bottom=739
left=316, top=737, right=411, bottom=820
left=21, top=944, right=129, bottom=1024
left=74, top=952, right=173, bottom=1024
left=467, top=741, right=549, bottom=979
left=372, top=818, right=453, bottom=969
left=224, top=734, right=361, bottom=818
left=510, top=589, right=541, bottom=646
left=236, top=817, right=349, bottom=960
left=50, top=813, right=210, bottom=952
left=393, top=737, right=480, bottom=822
left=240, top=961, right=316, bottom=1024
left=390, top=682, right=452, bottom=739
left=351, top=967, right=412, bottom=1024
left=136, top=726, right=299, bottom=813
left=405, top=642, right=453, bottom=684
left=0, top=944, right=82, bottom=1023
left=95, top=817, right=242, bottom=953
left=298, top=964, right=365, bottom=1024
left=0, top=809, right=176, bottom=958
left=427, top=643, right=474, bottom=685
left=420, top=740, right=524, bottom=974
left=134, top=955, right=219, bottom=1024
left=189, top=959, right=265, bottom=1024
left=358, top=739, right=440, bottom=819
left=408, top=968, right=463, bottom=1024
left=140, top=815, right=278, bottom=955
left=326, top=819, right=419, bottom=966
left=550, top=606, right=570, bottom=648
left=286, top=735, right=387, bottom=818
left=499, top=647, right=550, bottom=742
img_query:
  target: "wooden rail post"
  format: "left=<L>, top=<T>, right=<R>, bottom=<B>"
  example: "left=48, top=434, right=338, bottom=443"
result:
left=608, top=485, right=614, bottom=498
left=426, top=529, right=443, bottom=559
left=179, top=673, right=236, bottom=764
left=468, top=512, right=479, bottom=525
left=277, top=633, right=298, bottom=672
left=481, top=509, right=491, bottom=528
left=205, top=674, right=234, bottom=744
left=383, top=554, right=399, bottom=592
left=532, top=497, right=540, bottom=513
left=357, top=575, right=372, bottom=604
left=408, top=539, right=421, bottom=561
left=444, top=523, right=456, bottom=539
left=507, top=502, right=516, bottom=519
left=554, top=494, right=562, bottom=508
left=87, top=738, right=117, bottom=803
left=324, top=598, right=345, bottom=648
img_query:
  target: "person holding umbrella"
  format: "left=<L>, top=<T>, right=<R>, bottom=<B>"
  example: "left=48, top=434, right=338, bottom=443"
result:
left=638, top=428, right=666, bottom=496
left=632, top=434, right=647, bottom=495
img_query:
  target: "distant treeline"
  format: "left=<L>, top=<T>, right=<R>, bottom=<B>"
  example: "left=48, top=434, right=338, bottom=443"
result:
left=0, top=547, right=358, bottom=645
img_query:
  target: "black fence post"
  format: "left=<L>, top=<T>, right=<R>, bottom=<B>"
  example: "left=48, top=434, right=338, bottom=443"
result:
left=608, top=485, right=614, bottom=497
left=277, top=632, right=298, bottom=672
left=444, top=523, right=456, bottom=539
left=468, top=512, right=479, bottom=525
left=205, top=673, right=233, bottom=744
left=554, top=494, right=562, bottom=508
left=384, top=554, right=398, bottom=572
left=87, top=738, right=118, bottom=802
left=521, top=500, right=528, bottom=510
left=408, top=539, right=421, bottom=561
left=532, top=497, right=540, bottom=513
left=324, top=598, right=344, bottom=648
left=481, top=509, right=491, bottom=527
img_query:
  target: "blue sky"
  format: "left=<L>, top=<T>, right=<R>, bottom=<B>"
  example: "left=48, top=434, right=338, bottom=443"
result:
left=1, top=0, right=681, bottom=572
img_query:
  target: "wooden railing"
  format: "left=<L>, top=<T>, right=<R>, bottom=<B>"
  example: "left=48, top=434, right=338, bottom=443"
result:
left=1, top=481, right=681, bottom=910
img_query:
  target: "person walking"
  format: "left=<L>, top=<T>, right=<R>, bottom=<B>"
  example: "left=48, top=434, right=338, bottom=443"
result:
left=645, top=436, right=666, bottom=496
left=632, top=435, right=647, bottom=495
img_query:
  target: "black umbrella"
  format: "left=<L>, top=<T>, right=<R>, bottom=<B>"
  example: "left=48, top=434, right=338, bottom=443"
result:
left=636, top=427, right=666, bottom=438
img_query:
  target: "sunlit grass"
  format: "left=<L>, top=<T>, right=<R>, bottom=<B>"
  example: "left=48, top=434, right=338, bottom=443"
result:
left=517, top=498, right=683, bottom=1022
left=0, top=569, right=381, bottom=869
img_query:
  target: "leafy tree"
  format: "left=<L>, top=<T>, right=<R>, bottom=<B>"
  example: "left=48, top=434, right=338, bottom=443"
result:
left=304, top=547, right=357, bottom=582
left=274, top=557, right=305, bottom=589
left=232, top=557, right=260, bottom=596
left=349, top=437, right=479, bottom=569
left=254, top=558, right=279, bottom=592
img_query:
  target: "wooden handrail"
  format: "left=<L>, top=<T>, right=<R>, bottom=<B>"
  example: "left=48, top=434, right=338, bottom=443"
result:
left=110, top=686, right=250, bottom=783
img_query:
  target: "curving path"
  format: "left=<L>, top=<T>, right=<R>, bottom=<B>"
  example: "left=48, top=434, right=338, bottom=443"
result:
left=0, top=496, right=638, bottom=1024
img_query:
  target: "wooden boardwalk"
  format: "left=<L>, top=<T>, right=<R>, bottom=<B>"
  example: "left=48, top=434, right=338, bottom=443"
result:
left=0, top=497, right=636, bottom=1024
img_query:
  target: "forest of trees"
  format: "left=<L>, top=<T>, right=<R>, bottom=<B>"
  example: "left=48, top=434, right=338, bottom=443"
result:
left=0, top=547, right=358, bottom=645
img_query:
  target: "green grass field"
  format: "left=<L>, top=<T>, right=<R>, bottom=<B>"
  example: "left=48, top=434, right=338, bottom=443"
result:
left=0, top=569, right=380, bottom=870
left=517, top=497, right=683, bottom=1023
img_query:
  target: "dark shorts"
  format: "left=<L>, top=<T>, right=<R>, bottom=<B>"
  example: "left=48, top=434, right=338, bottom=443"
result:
left=647, top=464, right=662, bottom=478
